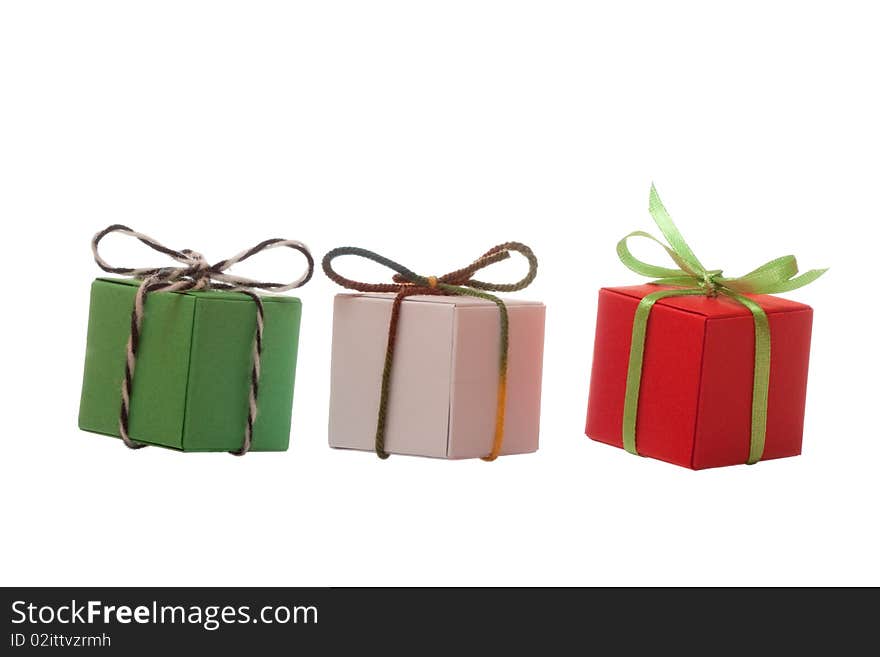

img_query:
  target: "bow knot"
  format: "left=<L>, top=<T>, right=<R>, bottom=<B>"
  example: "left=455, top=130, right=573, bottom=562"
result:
left=182, top=249, right=210, bottom=270
left=323, top=243, right=537, bottom=296
left=152, top=250, right=214, bottom=289
left=697, top=269, right=724, bottom=297
left=92, top=224, right=314, bottom=293
left=617, top=185, right=827, bottom=296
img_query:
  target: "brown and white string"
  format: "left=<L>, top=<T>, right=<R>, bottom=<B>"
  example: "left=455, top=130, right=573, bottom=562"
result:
left=92, top=224, right=314, bottom=455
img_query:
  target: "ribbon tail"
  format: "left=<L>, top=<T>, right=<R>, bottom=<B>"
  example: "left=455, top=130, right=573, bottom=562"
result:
left=622, top=288, right=707, bottom=455
left=486, top=294, right=510, bottom=462
left=725, top=292, right=771, bottom=465
left=758, top=268, right=828, bottom=294
left=374, top=291, right=412, bottom=459
left=442, top=284, right=509, bottom=461
left=648, top=185, right=710, bottom=276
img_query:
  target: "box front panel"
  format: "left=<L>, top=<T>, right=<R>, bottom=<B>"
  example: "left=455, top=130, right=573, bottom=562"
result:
left=695, top=307, right=813, bottom=468
left=183, top=295, right=301, bottom=452
left=448, top=303, right=545, bottom=458
left=328, top=295, right=454, bottom=458
left=78, top=279, right=194, bottom=449
left=586, top=288, right=706, bottom=467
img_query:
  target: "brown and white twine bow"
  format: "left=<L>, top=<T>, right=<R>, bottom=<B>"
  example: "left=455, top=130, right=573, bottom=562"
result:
left=92, top=224, right=314, bottom=455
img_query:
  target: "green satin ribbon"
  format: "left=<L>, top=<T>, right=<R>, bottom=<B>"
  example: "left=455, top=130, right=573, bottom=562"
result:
left=618, top=185, right=827, bottom=464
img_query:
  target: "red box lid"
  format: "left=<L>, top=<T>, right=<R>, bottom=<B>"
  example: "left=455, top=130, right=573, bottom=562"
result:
left=606, top=284, right=810, bottom=317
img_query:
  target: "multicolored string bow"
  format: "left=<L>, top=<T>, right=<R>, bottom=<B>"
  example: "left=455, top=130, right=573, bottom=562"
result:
left=322, top=243, right=538, bottom=460
left=618, top=185, right=827, bottom=464
left=92, top=225, right=314, bottom=455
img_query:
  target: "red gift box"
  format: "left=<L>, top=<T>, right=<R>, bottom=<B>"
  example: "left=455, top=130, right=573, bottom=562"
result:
left=585, top=284, right=814, bottom=469
left=585, top=185, right=825, bottom=469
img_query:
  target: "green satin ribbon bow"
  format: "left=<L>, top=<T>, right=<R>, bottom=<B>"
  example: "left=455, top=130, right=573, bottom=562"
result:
left=618, top=185, right=827, bottom=464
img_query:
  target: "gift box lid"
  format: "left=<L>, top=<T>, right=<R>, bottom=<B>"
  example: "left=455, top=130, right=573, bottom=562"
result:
left=606, top=284, right=810, bottom=318
left=98, top=277, right=301, bottom=303
left=337, top=291, right=542, bottom=307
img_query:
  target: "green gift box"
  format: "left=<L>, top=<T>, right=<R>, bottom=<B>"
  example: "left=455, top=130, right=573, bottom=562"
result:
left=78, top=277, right=303, bottom=452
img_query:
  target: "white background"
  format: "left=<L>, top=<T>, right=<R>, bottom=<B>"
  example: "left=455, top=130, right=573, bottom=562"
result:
left=1, top=1, right=877, bottom=586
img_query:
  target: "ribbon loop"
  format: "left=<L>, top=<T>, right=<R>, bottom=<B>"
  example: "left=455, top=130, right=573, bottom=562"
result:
left=324, top=242, right=537, bottom=294
left=618, top=186, right=828, bottom=297
left=464, top=242, right=538, bottom=292
left=93, top=225, right=314, bottom=293
left=616, top=231, right=697, bottom=280
left=617, top=185, right=826, bottom=465
left=91, top=225, right=314, bottom=456
left=322, top=242, right=538, bottom=461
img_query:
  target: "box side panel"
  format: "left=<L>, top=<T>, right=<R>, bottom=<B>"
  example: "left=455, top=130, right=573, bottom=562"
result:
left=585, top=288, right=705, bottom=467
left=183, top=296, right=301, bottom=452
left=695, top=307, right=812, bottom=468
left=328, top=295, right=454, bottom=458
left=447, top=304, right=545, bottom=458
left=78, top=279, right=194, bottom=449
